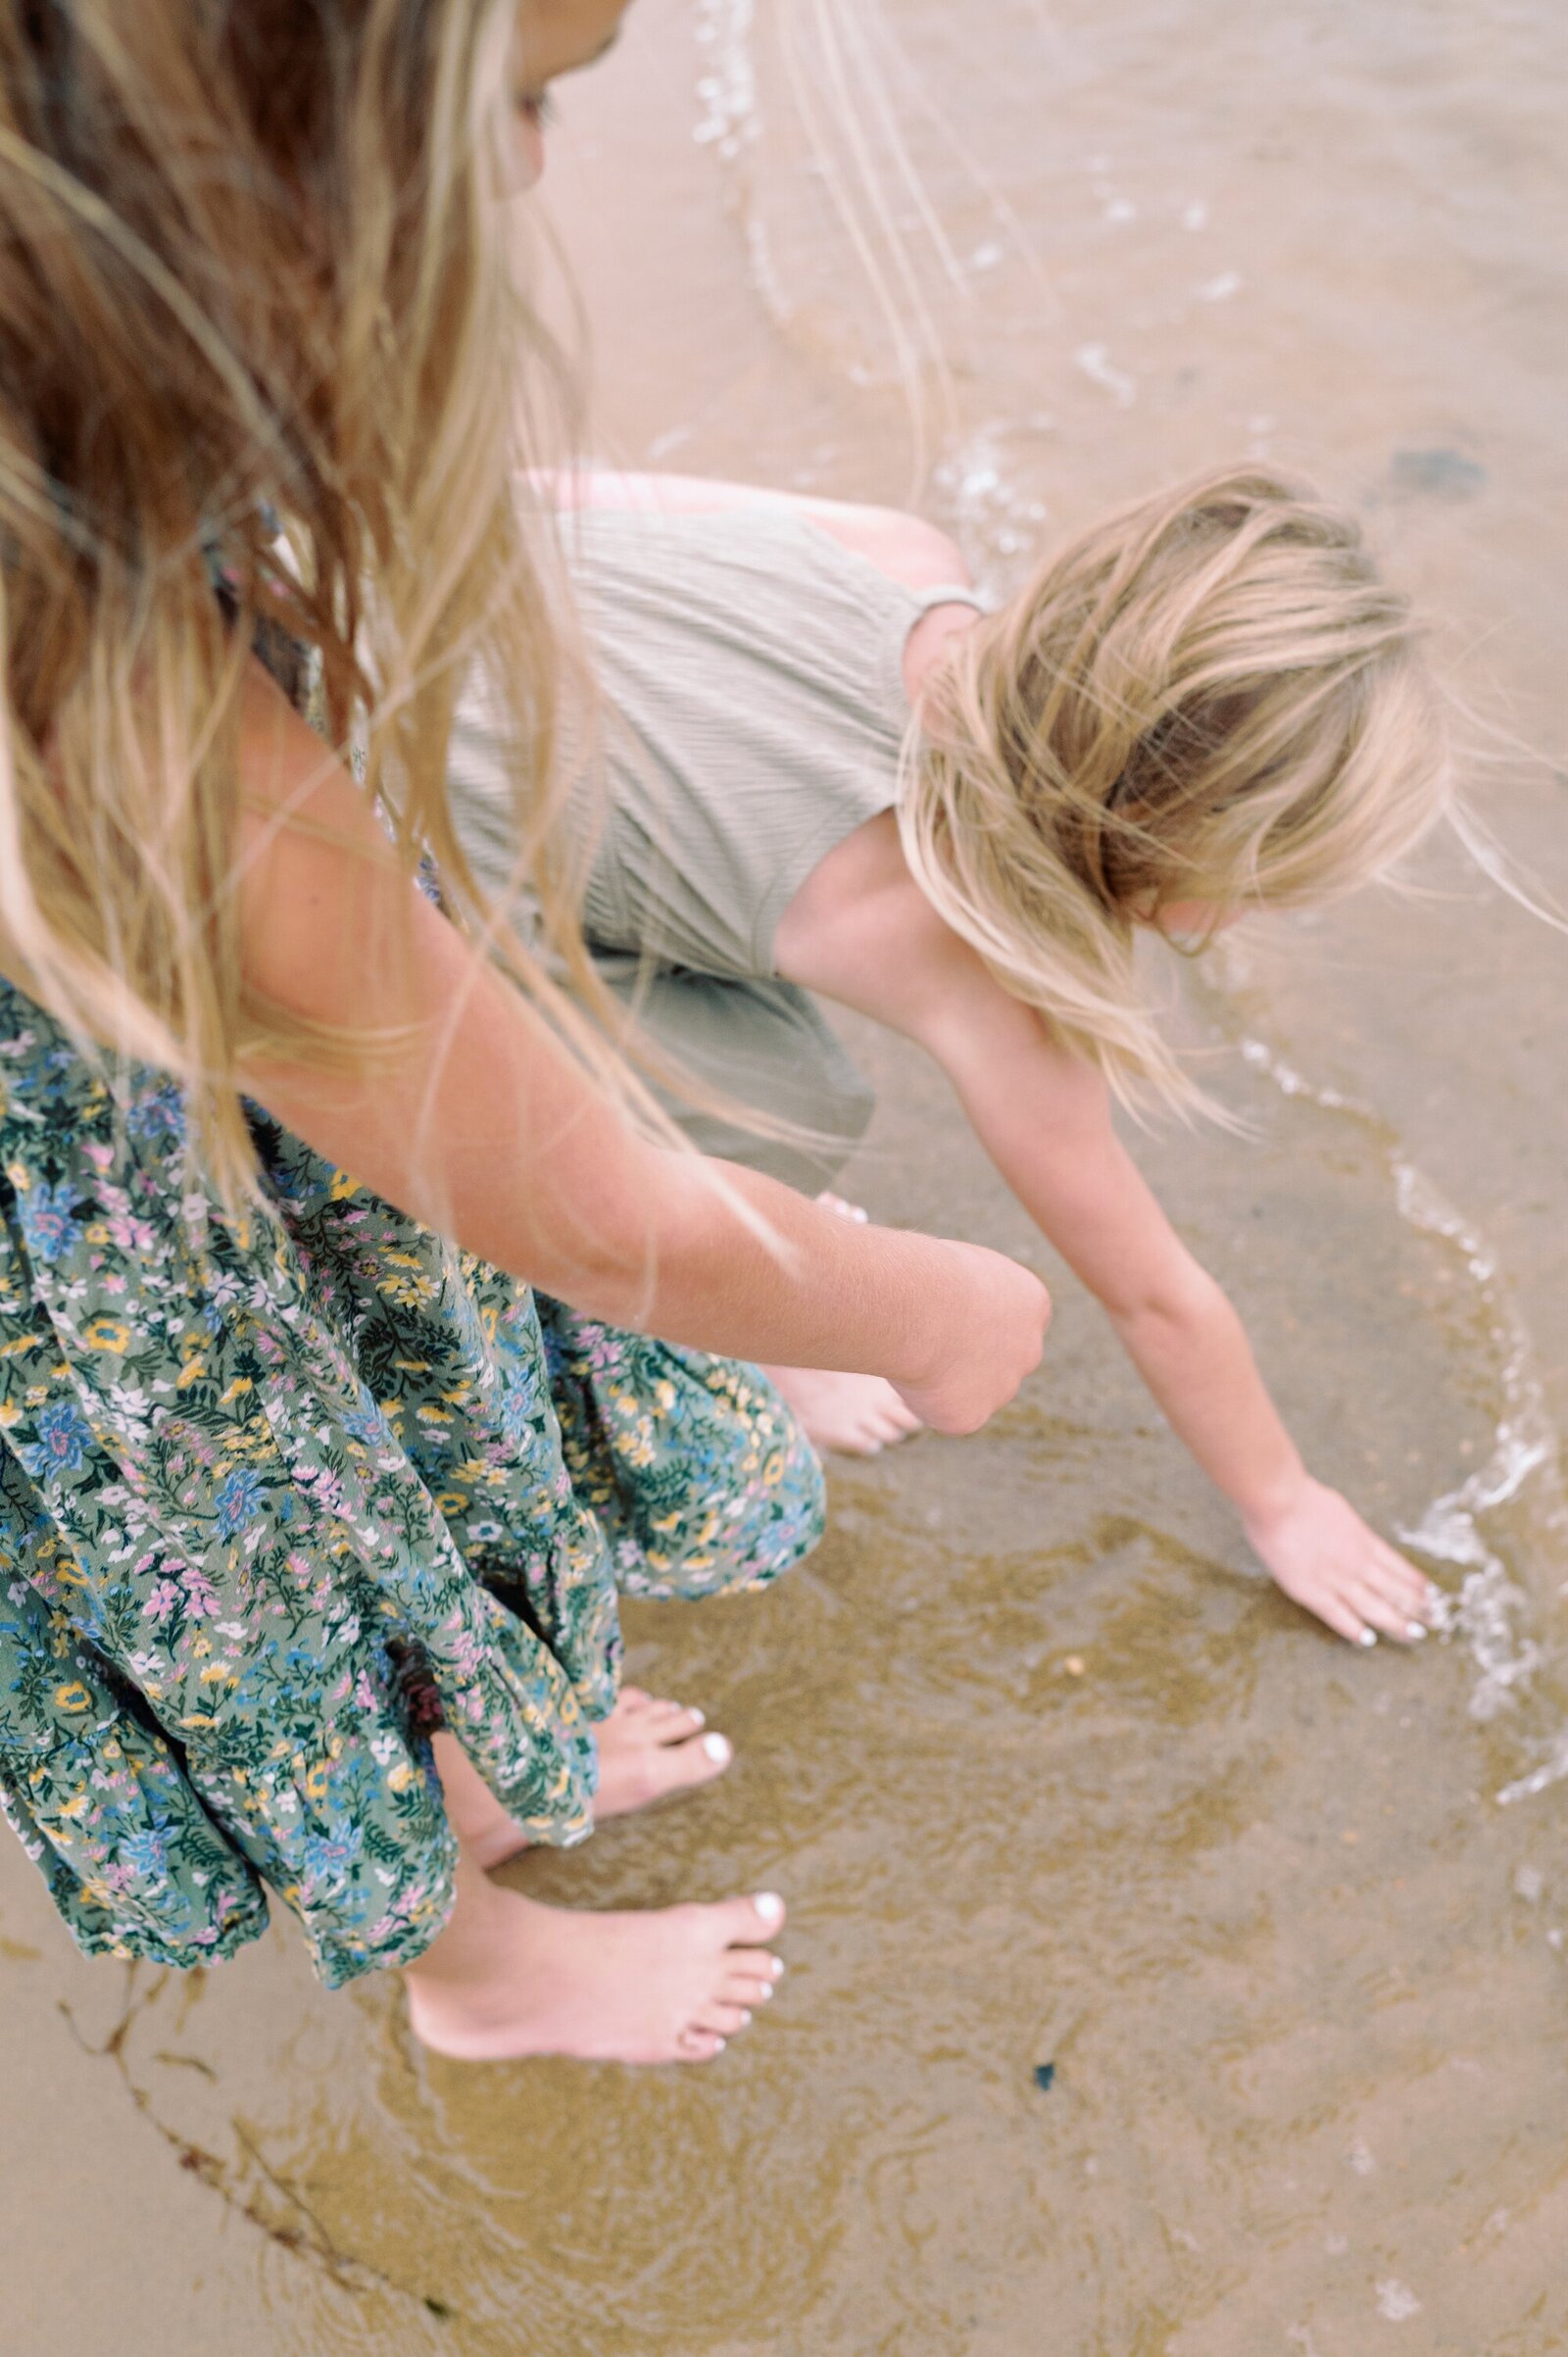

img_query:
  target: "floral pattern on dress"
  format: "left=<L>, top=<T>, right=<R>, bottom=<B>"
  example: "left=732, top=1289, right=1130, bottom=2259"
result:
left=0, top=986, right=822, bottom=1988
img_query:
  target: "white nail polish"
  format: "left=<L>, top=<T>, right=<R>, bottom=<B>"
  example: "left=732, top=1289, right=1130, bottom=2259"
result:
left=702, top=1731, right=732, bottom=1762
left=688, top=1706, right=705, bottom=1729
left=1357, top=1628, right=1378, bottom=1647
left=756, top=1982, right=773, bottom=2001
left=712, top=2037, right=725, bottom=2052
left=769, top=1954, right=785, bottom=1978
left=1406, top=1622, right=1427, bottom=1642
left=738, top=2010, right=752, bottom=2028
left=754, top=1891, right=785, bottom=1924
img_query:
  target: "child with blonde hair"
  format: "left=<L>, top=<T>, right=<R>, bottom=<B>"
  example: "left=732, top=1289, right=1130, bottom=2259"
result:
left=451, top=460, right=1449, bottom=1649
left=0, top=0, right=1051, bottom=2066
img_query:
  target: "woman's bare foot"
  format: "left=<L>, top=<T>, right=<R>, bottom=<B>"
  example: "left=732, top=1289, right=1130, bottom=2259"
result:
left=761, top=1362, right=924, bottom=1456
left=593, top=1688, right=734, bottom=1820
left=405, top=1855, right=786, bottom=2063
left=431, top=1690, right=733, bottom=1871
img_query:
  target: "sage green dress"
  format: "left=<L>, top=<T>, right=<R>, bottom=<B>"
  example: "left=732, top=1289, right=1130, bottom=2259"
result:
left=447, top=506, right=987, bottom=1192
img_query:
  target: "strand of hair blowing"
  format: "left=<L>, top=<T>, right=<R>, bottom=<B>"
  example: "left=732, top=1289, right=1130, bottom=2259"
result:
left=900, top=465, right=1450, bottom=1117
left=0, top=0, right=601, bottom=1200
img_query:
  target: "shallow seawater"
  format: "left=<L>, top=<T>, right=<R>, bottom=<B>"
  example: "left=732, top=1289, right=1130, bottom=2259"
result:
left=8, top=4, right=1566, bottom=2352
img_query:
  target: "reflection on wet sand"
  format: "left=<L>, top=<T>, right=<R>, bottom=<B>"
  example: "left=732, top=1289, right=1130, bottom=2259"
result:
left=5, top=1, right=1565, bottom=2350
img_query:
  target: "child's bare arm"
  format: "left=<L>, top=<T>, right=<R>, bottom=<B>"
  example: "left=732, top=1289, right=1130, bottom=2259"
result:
left=232, top=664, right=1049, bottom=1431
left=904, top=961, right=1435, bottom=1645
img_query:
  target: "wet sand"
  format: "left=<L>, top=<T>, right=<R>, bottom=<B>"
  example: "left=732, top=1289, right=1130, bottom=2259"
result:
left=6, top=4, right=1566, bottom=2350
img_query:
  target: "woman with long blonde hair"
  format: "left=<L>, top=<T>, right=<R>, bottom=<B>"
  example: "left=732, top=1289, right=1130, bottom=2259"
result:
left=450, top=454, right=1449, bottom=1648
left=0, top=0, right=1050, bottom=2064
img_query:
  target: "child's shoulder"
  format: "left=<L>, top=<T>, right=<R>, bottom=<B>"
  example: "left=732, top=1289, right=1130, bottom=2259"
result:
left=790, top=498, right=972, bottom=599
left=546, top=471, right=971, bottom=602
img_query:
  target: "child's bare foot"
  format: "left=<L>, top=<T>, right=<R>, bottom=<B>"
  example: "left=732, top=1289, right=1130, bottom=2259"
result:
left=431, top=1690, right=733, bottom=1870
left=761, top=1362, right=924, bottom=1456
left=405, top=1858, right=786, bottom=2063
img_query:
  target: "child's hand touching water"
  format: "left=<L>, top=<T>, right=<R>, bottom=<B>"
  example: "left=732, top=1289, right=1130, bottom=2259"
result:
left=1242, top=1476, right=1439, bottom=1648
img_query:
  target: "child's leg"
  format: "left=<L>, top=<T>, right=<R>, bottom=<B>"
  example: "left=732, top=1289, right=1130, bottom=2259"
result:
left=403, top=1845, right=785, bottom=2063
left=431, top=1694, right=734, bottom=1870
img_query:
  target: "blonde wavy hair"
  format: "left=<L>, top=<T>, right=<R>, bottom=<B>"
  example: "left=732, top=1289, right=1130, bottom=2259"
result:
left=0, top=0, right=605, bottom=1198
left=902, top=465, right=1452, bottom=1113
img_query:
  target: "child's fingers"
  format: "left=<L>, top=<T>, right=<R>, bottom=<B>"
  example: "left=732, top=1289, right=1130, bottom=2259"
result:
left=1356, top=1546, right=1435, bottom=1637
left=1366, top=1537, right=1432, bottom=1614
left=1313, top=1587, right=1378, bottom=1647
left=1350, top=1579, right=1423, bottom=1644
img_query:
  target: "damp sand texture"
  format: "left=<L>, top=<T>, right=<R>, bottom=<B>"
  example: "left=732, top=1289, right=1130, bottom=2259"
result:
left=4, top=2, right=1566, bottom=2351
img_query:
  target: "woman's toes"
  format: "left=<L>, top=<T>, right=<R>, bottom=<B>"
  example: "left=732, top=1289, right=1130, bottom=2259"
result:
left=722, top=1967, right=776, bottom=2005
left=659, top=1729, right=733, bottom=1789
left=659, top=1724, right=730, bottom=1779
left=691, top=2001, right=753, bottom=2038
left=714, top=1891, right=786, bottom=1949
left=645, top=1699, right=706, bottom=1738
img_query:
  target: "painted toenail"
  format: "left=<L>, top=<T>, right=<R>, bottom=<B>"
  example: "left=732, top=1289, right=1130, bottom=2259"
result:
left=768, top=1956, right=785, bottom=1978
left=738, top=2010, right=752, bottom=2027
left=702, top=1732, right=732, bottom=1763
left=754, top=1891, right=785, bottom=1924
left=756, top=1983, right=773, bottom=2001
left=1357, top=1628, right=1378, bottom=1647
left=688, top=1706, right=705, bottom=1728
left=1406, top=1622, right=1427, bottom=1641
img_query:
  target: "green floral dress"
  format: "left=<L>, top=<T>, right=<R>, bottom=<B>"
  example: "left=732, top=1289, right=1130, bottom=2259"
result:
left=0, top=984, right=823, bottom=1988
